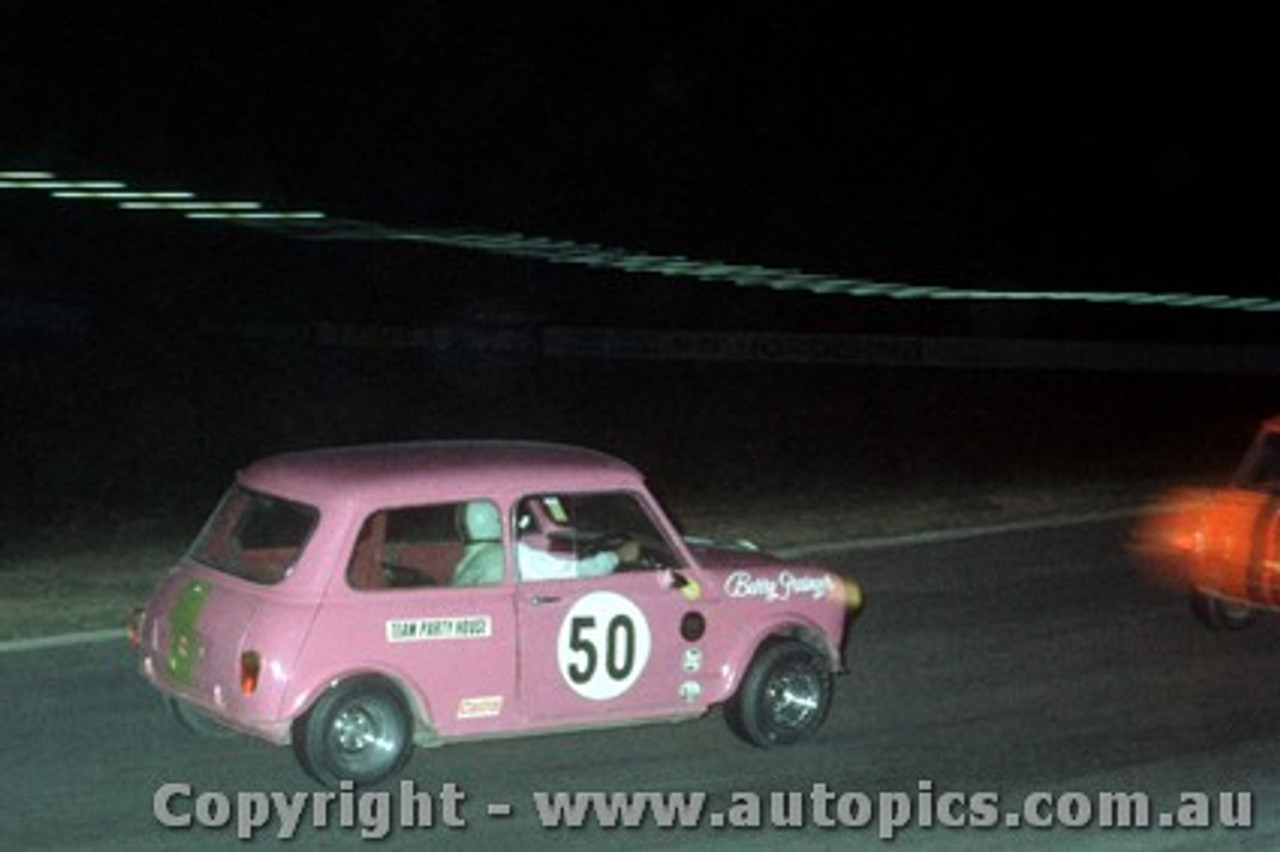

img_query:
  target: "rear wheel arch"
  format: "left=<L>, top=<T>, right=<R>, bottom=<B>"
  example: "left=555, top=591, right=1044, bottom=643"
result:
left=291, top=672, right=430, bottom=788
left=286, top=668, right=436, bottom=739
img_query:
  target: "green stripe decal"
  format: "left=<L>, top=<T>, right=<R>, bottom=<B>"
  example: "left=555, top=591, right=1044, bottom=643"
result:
left=166, top=580, right=211, bottom=686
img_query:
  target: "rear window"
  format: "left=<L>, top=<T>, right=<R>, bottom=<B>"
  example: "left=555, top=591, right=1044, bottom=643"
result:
left=189, top=485, right=318, bottom=584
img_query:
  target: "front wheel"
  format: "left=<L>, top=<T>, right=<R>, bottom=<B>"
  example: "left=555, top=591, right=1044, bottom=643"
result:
left=293, top=678, right=414, bottom=788
left=1191, top=591, right=1257, bottom=631
left=727, top=639, right=832, bottom=747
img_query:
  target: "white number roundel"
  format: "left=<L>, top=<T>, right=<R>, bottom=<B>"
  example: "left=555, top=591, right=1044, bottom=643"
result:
left=557, top=591, right=652, bottom=700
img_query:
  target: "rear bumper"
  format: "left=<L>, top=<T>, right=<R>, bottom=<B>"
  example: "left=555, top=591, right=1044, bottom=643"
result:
left=139, top=652, right=293, bottom=744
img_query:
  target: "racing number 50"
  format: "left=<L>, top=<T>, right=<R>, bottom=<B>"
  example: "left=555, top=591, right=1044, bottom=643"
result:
left=557, top=591, right=652, bottom=700
left=565, top=614, right=636, bottom=684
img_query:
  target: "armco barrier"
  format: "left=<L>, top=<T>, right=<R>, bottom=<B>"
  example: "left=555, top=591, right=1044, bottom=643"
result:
left=5, top=294, right=1279, bottom=374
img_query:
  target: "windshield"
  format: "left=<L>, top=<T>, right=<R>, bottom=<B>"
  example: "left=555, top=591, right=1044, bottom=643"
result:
left=189, top=485, right=318, bottom=584
left=1234, top=431, right=1280, bottom=493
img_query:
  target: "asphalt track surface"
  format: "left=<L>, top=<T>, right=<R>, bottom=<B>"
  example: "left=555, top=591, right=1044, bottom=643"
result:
left=7, top=517, right=1280, bottom=851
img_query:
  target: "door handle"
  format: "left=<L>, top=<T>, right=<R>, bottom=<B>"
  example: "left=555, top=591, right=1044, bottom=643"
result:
left=529, top=595, right=562, bottom=606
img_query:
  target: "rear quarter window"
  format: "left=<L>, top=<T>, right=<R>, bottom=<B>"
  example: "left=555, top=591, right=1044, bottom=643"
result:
left=190, top=486, right=318, bottom=584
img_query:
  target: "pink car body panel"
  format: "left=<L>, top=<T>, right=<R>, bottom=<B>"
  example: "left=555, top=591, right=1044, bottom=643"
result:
left=136, top=441, right=853, bottom=748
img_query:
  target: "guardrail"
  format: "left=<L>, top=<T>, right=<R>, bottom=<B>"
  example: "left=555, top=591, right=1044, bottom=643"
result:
left=5, top=295, right=1278, bottom=374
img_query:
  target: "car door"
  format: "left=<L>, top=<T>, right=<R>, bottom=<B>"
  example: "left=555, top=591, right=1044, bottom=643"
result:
left=517, top=572, right=698, bottom=727
left=307, top=501, right=519, bottom=737
left=513, top=492, right=700, bottom=727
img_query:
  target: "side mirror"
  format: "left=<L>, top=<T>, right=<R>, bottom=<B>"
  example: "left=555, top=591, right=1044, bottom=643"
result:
left=662, top=569, right=701, bottom=601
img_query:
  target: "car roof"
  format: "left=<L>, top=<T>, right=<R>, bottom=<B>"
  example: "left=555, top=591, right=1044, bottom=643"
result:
left=237, top=440, right=644, bottom=508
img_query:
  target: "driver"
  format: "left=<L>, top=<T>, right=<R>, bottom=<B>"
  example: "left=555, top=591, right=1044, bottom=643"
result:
left=518, top=536, right=639, bottom=581
left=516, top=504, right=640, bottom=581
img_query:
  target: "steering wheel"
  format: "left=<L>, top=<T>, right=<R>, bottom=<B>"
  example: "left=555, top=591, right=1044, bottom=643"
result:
left=581, top=531, right=631, bottom=558
left=632, top=543, right=675, bottom=571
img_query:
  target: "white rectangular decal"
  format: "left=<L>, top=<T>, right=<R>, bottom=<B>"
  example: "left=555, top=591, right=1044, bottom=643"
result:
left=386, top=615, right=492, bottom=643
left=457, top=695, right=504, bottom=719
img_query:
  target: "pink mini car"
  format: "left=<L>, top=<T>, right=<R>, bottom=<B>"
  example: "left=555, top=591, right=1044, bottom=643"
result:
left=133, top=441, right=861, bottom=787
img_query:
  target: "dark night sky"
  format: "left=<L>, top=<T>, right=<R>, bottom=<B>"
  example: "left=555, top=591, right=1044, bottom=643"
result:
left=3, top=3, right=1278, bottom=325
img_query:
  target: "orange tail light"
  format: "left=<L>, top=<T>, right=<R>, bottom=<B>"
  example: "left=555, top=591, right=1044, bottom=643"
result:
left=127, top=607, right=145, bottom=648
left=240, top=651, right=262, bottom=695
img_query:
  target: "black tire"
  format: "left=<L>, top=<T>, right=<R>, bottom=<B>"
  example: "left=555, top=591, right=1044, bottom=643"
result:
left=1191, top=591, right=1257, bottom=631
left=727, top=638, right=832, bottom=747
left=293, top=678, right=414, bottom=788
left=167, top=696, right=236, bottom=739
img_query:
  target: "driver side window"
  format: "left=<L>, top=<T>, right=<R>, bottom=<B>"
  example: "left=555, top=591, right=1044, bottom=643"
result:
left=515, top=492, right=680, bottom=582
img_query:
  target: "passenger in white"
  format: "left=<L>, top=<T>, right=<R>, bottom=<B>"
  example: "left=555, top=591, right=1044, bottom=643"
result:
left=452, top=501, right=505, bottom=586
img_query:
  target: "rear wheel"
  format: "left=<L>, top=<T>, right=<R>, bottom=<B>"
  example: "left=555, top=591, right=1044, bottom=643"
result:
left=1191, top=591, right=1257, bottom=631
left=293, top=678, right=414, bottom=788
left=727, top=639, right=832, bottom=747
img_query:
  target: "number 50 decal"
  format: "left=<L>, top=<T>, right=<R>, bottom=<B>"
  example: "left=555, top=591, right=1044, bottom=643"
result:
left=557, top=592, right=652, bottom=700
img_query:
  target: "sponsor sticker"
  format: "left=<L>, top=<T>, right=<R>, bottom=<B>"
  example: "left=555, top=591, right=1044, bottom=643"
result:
left=682, top=647, right=703, bottom=673
left=167, top=580, right=211, bottom=686
left=723, top=570, right=836, bottom=603
left=543, top=496, right=570, bottom=524
left=457, top=695, right=504, bottom=719
left=386, top=615, right=492, bottom=643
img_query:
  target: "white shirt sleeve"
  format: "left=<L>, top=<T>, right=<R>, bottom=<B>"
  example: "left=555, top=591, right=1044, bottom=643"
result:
left=518, top=543, right=618, bottom=581
left=575, top=551, right=619, bottom=578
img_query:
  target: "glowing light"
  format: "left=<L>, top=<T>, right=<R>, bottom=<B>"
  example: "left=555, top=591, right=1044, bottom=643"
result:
left=120, top=200, right=262, bottom=211
left=0, top=180, right=127, bottom=190
left=183, top=211, right=326, bottom=220
left=54, top=191, right=196, bottom=200
left=1132, top=418, right=1280, bottom=606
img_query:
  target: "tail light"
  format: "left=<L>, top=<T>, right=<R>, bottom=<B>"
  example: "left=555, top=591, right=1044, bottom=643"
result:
left=127, top=607, right=145, bottom=648
left=240, top=651, right=262, bottom=695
